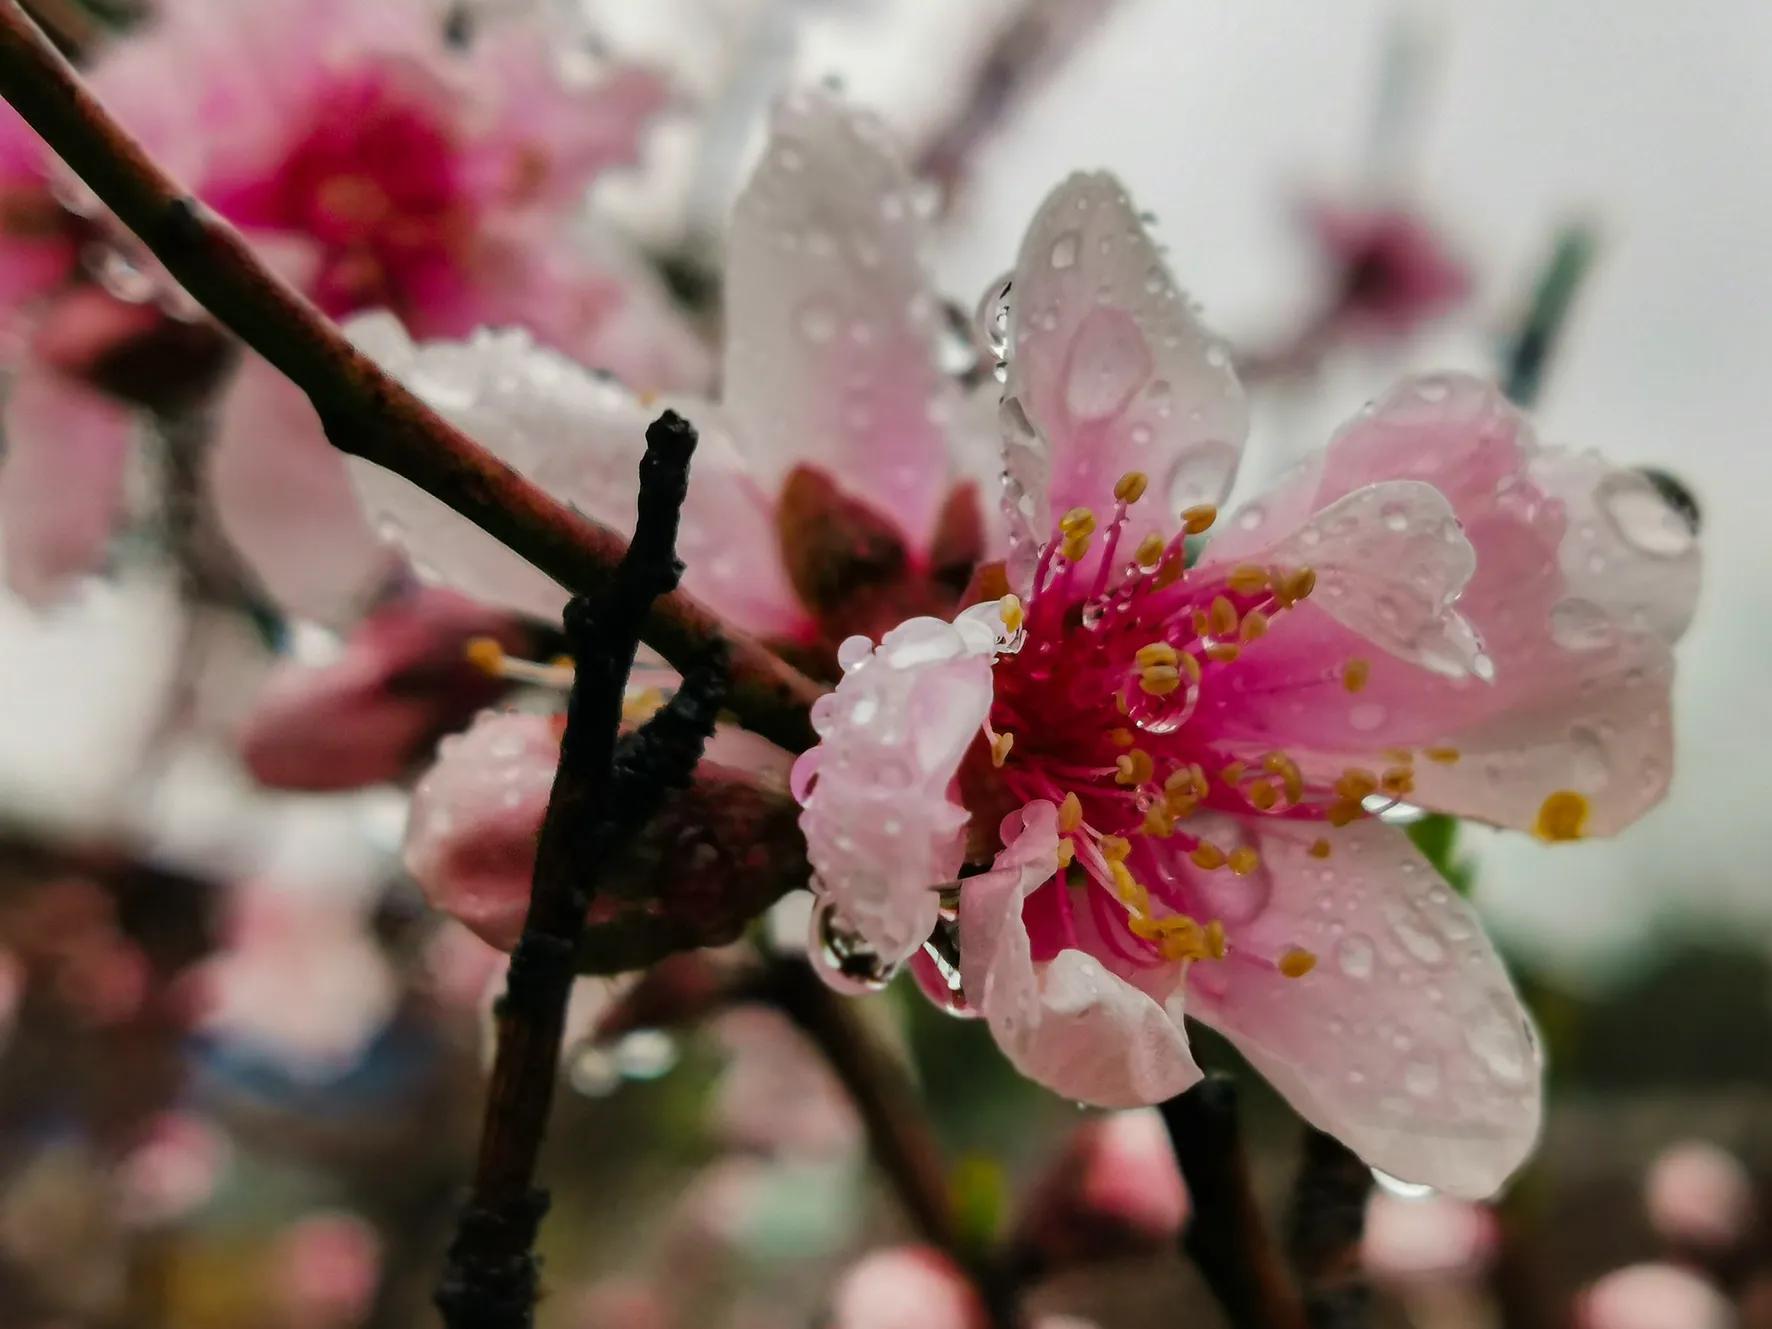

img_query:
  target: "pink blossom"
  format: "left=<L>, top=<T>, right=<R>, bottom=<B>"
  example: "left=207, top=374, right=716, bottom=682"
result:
left=1305, top=198, right=1472, bottom=341
left=1646, top=1141, right=1757, bottom=1253
left=237, top=587, right=522, bottom=791
left=1013, top=1108, right=1188, bottom=1266
left=1578, top=1263, right=1734, bottom=1329
left=829, top=1247, right=989, bottom=1329
left=273, top=1211, right=383, bottom=1328
left=347, top=89, right=995, bottom=668
left=708, top=1006, right=860, bottom=1159
left=1361, top=1189, right=1497, bottom=1284
left=795, top=172, right=1700, bottom=1197
left=114, top=1111, right=231, bottom=1228
left=0, top=0, right=706, bottom=613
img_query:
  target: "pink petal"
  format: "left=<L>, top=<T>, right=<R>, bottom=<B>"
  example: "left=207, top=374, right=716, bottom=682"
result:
left=208, top=355, right=398, bottom=622
left=1001, top=172, right=1247, bottom=587
left=1181, top=817, right=1541, bottom=1199
left=0, top=361, right=133, bottom=605
left=829, top=1247, right=988, bottom=1329
left=797, top=617, right=997, bottom=963
left=403, top=708, right=560, bottom=951
left=346, top=314, right=803, bottom=635
left=721, top=90, right=964, bottom=551
left=957, top=801, right=1202, bottom=1108
left=1198, top=375, right=1699, bottom=836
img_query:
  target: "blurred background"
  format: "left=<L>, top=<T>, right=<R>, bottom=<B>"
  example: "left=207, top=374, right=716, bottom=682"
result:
left=0, top=1, right=1767, bottom=1327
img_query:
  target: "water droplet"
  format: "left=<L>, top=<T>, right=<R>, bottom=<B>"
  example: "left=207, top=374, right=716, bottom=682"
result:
left=1372, top=1169, right=1435, bottom=1199
left=918, top=936, right=980, bottom=1019
left=1465, top=996, right=1533, bottom=1084
left=1597, top=472, right=1696, bottom=558
left=1404, top=1058, right=1441, bottom=1099
left=1063, top=307, right=1152, bottom=422
left=1384, top=901, right=1447, bottom=965
left=1235, top=504, right=1265, bottom=532
left=1381, top=502, right=1411, bottom=533
left=1348, top=702, right=1388, bottom=732
left=810, top=897, right=900, bottom=995
left=1336, top=934, right=1375, bottom=979
left=974, top=271, right=1013, bottom=358
left=611, top=1029, right=678, bottom=1080
left=1549, top=597, right=1613, bottom=651
left=1049, top=230, right=1080, bottom=270
left=1569, top=724, right=1611, bottom=787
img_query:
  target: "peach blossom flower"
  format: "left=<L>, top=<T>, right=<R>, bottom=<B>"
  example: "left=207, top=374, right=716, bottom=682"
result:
left=793, top=171, right=1700, bottom=1197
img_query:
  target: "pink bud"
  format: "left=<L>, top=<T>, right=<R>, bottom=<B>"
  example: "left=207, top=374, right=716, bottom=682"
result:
left=829, top=1247, right=988, bottom=1329
left=1362, top=1190, right=1498, bottom=1284
left=1013, top=1109, right=1188, bottom=1267
left=275, top=1212, right=382, bottom=1328
left=1578, top=1263, right=1733, bottom=1329
left=1646, top=1141, right=1757, bottom=1253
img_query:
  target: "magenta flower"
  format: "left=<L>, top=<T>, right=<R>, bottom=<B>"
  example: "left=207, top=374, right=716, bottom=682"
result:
left=0, top=0, right=706, bottom=612
left=347, top=89, right=994, bottom=669
left=1306, top=197, right=1473, bottom=341
left=794, top=173, right=1701, bottom=1196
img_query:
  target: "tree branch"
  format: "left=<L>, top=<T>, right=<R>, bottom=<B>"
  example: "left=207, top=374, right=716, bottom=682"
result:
left=435, top=412, right=722, bottom=1329
left=0, top=0, right=821, bottom=752
left=1160, top=1076, right=1308, bottom=1329
left=1286, top=1127, right=1373, bottom=1329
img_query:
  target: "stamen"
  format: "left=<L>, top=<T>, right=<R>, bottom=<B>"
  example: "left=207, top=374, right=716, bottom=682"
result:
left=1380, top=766, right=1414, bottom=797
left=1204, top=920, right=1228, bottom=959
left=464, top=636, right=575, bottom=688
left=991, top=732, right=1015, bottom=768
left=1058, top=792, right=1084, bottom=833
left=465, top=636, right=506, bottom=675
left=1208, top=595, right=1239, bottom=637
left=1114, top=749, right=1155, bottom=786
left=1190, top=841, right=1227, bottom=871
left=1262, top=752, right=1304, bottom=803
left=1056, top=840, right=1076, bottom=869
left=1534, top=790, right=1590, bottom=842
left=1142, top=803, right=1176, bottom=837
left=1181, top=504, right=1218, bottom=535
left=1240, top=610, right=1270, bottom=642
left=1226, top=564, right=1270, bottom=596
left=1220, top=761, right=1247, bottom=786
left=1135, top=641, right=1179, bottom=669
left=1278, top=947, right=1318, bottom=979
left=1342, top=658, right=1371, bottom=693
left=1204, top=643, right=1240, bottom=663
left=1326, top=800, right=1363, bottom=827
left=999, top=594, right=1025, bottom=634
left=1114, top=471, right=1150, bottom=504
left=1228, top=846, right=1260, bottom=876
left=1134, top=534, right=1167, bottom=567
left=1335, top=768, right=1379, bottom=801
left=1100, top=835, right=1132, bottom=863
left=1307, top=837, right=1333, bottom=859
left=1110, top=727, right=1136, bottom=747
left=1424, top=745, right=1461, bottom=764
left=1246, top=780, right=1278, bottom=812
left=1139, top=665, right=1182, bottom=696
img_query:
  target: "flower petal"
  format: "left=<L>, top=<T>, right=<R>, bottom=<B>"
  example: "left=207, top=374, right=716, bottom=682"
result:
left=721, top=90, right=963, bottom=551
left=345, top=313, right=805, bottom=635
left=0, top=364, right=134, bottom=606
left=1001, top=172, right=1247, bottom=586
left=797, top=617, right=996, bottom=962
left=1182, top=817, right=1542, bottom=1199
left=959, top=802, right=1202, bottom=1108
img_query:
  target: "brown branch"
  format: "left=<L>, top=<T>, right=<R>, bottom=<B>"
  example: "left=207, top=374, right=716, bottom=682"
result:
left=1286, top=1126, right=1373, bottom=1329
left=0, top=0, right=821, bottom=753
left=1160, top=1076, right=1308, bottom=1329
left=436, top=412, right=723, bottom=1329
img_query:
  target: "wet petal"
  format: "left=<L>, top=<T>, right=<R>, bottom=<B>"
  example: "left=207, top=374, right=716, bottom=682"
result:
left=1183, top=817, right=1541, bottom=1199
left=958, top=802, right=1202, bottom=1108
left=1001, top=172, right=1247, bottom=586
left=722, top=89, right=965, bottom=551
left=0, top=364, right=133, bottom=606
left=797, top=617, right=996, bottom=963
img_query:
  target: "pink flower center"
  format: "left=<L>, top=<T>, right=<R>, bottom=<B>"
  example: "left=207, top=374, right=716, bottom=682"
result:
left=209, top=70, right=470, bottom=320
left=979, top=477, right=1435, bottom=976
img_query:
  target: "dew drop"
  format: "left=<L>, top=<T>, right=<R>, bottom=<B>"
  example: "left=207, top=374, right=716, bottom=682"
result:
left=810, top=897, right=900, bottom=996
left=1049, top=230, right=1080, bottom=270
left=1404, top=1058, right=1441, bottom=1099
left=1597, top=472, right=1696, bottom=558
left=1549, top=597, right=1614, bottom=651
left=1336, top=934, right=1376, bottom=979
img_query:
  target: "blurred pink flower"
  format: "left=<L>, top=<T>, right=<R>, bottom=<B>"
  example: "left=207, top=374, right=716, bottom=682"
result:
left=708, top=1006, right=860, bottom=1159
left=1646, top=1141, right=1757, bottom=1254
left=1014, top=1108, right=1188, bottom=1267
left=1306, top=198, right=1472, bottom=341
left=795, top=172, right=1701, bottom=1198
left=114, top=1110, right=231, bottom=1228
left=0, top=0, right=707, bottom=613
left=347, top=89, right=996, bottom=669
left=829, top=1247, right=989, bottom=1329
left=274, top=1211, right=383, bottom=1328
left=1578, top=1263, right=1734, bottom=1329
left=1362, top=1189, right=1497, bottom=1284
left=237, top=586, right=522, bottom=791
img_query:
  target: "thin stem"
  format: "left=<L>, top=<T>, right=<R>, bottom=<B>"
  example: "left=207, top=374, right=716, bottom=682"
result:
left=0, top=0, right=821, bottom=753
left=1501, top=223, right=1597, bottom=408
left=1286, top=1127, right=1373, bottom=1329
left=435, top=413, right=720, bottom=1329
left=1160, top=1076, right=1308, bottom=1329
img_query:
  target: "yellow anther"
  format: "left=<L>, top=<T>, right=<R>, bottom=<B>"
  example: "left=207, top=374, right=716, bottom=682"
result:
left=1062, top=529, right=1094, bottom=562
left=1274, top=567, right=1318, bottom=608
left=465, top=635, right=506, bottom=675
left=1135, top=641, right=1179, bottom=669
left=1221, top=760, right=1247, bottom=786
left=1100, top=835, right=1132, bottom=863
left=1111, top=727, right=1136, bottom=747
left=1246, top=779, right=1278, bottom=812
left=999, top=594, right=1025, bottom=634
left=1380, top=766, right=1415, bottom=798
left=1058, top=792, right=1084, bottom=833
left=990, top=732, right=1015, bottom=768
left=1178, top=651, right=1202, bottom=684
left=1192, top=609, right=1210, bottom=637
left=1115, top=749, right=1155, bottom=786
left=1228, top=846, right=1261, bottom=876
left=549, top=654, right=575, bottom=671
left=1142, top=803, right=1176, bottom=838
left=1205, top=643, right=1241, bottom=664
left=1307, top=837, right=1333, bottom=860
left=1059, top=506, right=1097, bottom=539
left=1056, top=839, right=1076, bottom=869
left=1114, top=471, right=1149, bottom=504
left=1110, top=862, right=1149, bottom=913
left=1208, top=595, right=1239, bottom=637
left=1115, top=691, right=1131, bottom=715
left=1226, top=564, right=1270, bottom=596
left=1342, top=658, right=1371, bottom=693
left=1383, top=747, right=1414, bottom=765
left=1424, top=745, right=1462, bottom=765
left=1326, top=800, right=1363, bottom=827
left=1534, top=790, right=1590, bottom=843
left=1190, top=841, right=1227, bottom=871
left=1181, top=504, right=1218, bottom=535
left=1335, top=768, right=1379, bottom=802
left=1204, top=919, right=1228, bottom=960
left=1140, top=665, right=1183, bottom=697
left=1241, top=610, right=1270, bottom=642
left=1262, top=752, right=1304, bottom=803
left=622, top=687, right=666, bottom=724
left=1134, top=534, right=1167, bottom=567
left=1278, top=947, right=1318, bottom=979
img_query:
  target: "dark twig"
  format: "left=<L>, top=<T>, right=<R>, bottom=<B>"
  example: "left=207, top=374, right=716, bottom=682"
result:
left=435, top=413, right=722, bottom=1329
left=1286, top=1127, right=1373, bottom=1329
left=0, top=0, right=821, bottom=752
left=1160, top=1076, right=1308, bottom=1329
left=1501, top=223, right=1597, bottom=408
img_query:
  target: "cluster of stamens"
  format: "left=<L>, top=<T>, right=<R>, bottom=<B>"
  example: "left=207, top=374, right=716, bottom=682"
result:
left=982, top=473, right=1467, bottom=981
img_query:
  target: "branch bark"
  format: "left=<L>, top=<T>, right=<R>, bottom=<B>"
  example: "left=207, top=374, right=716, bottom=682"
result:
left=435, top=412, right=722, bottom=1329
left=0, top=0, right=821, bottom=752
left=1286, top=1127, right=1373, bottom=1329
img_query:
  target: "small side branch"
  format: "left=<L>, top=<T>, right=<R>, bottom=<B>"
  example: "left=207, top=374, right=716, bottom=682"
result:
left=1286, top=1127, right=1373, bottom=1329
left=435, top=413, right=720, bottom=1329
left=1160, top=1076, right=1308, bottom=1329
